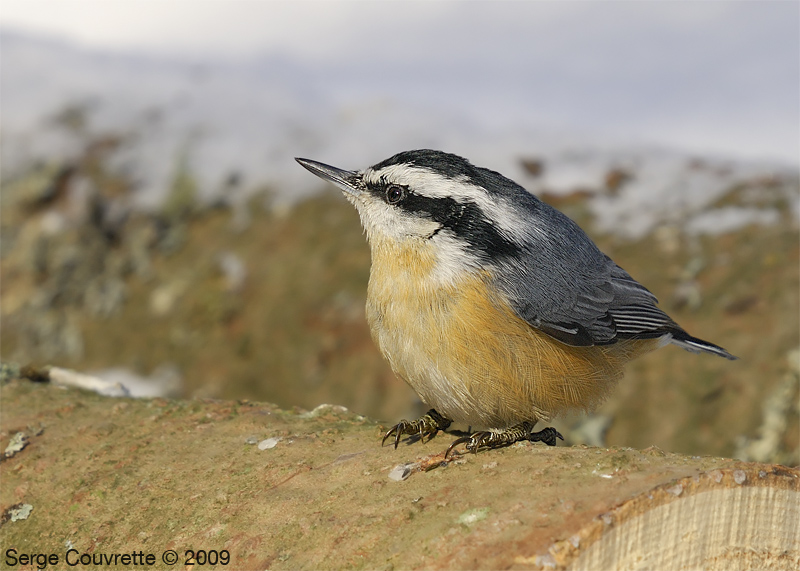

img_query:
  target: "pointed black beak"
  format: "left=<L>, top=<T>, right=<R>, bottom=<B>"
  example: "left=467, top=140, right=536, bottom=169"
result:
left=295, top=158, right=362, bottom=197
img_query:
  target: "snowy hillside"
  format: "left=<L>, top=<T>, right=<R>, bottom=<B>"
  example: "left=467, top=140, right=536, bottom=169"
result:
left=1, top=31, right=797, bottom=237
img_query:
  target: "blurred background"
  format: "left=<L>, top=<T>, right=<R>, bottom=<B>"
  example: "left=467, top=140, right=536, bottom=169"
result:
left=1, top=0, right=798, bottom=465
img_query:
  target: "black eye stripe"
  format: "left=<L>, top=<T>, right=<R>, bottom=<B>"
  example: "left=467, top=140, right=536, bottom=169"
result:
left=398, top=193, right=520, bottom=260
left=364, top=178, right=519, bottom=260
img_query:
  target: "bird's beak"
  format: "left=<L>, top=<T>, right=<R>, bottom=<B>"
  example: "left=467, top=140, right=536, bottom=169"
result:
left=295, top=158, right=362, bottom=197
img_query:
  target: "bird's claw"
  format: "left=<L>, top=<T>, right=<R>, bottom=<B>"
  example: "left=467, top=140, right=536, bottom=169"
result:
left=381, top=420, right=420, bottom=449
left=381, top=409, right=452, bottom=449
left=444, top=435, right=475, bottom=459
left=444, top=423, right=563, bottom=459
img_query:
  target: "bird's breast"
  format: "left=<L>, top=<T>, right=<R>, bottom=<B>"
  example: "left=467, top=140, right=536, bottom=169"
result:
left=364, top=236, right=658, bottom=428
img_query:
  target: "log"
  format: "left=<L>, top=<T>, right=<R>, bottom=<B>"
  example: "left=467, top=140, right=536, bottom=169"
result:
left=1, top=378, right=797, bottom=570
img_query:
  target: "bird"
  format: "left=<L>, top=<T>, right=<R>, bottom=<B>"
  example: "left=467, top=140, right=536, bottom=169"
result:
left=295, top=150, right=736, bottom=457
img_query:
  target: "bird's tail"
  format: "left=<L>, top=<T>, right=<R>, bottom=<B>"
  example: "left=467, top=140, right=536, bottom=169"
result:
left=669, top=331, right=738, bottom=360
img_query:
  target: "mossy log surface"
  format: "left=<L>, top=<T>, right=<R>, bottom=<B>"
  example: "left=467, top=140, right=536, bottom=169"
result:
left=1, top=380, right=797, bottom=570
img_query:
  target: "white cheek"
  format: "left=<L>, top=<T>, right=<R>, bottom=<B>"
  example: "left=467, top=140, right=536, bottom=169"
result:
left=353, top=197, right=438, bottom=241
left=428, top=231, right=483, bottom=285
left=352, top=198, right=482, bottom=287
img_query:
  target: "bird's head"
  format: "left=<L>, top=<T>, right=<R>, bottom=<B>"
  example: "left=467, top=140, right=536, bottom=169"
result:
left=296, top=150, right=540, bottom=279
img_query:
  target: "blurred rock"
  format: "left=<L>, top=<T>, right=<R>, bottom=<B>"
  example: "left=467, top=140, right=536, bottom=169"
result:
left=671, top=256, right=706, bottom=311
left=604, top=167, right=633, bottom=194
left=48, top=366, right=131, bottom=397
left=84, top=276, right=126, bottom=317
left=4, top=432, right=29, bottom=458
left=149, top=279, right=189, bottom=316
left=6, top=504, right=33, bottom=523
left=11, top=312, right=85, bottom=361
left=217, top=251, right=247, bottom=293
left=538, top=189, right=595, bottom=209
left=0, top=362, right=21, bottom=384
left=653, top=224, right=681, bottom=256
left=686, top=207, right=780, bottom=235
left=520, top=157, right=545, bottom=177
left=89, top=365, right=182, bottom=398
left=724, top=295, right=760, bottom=316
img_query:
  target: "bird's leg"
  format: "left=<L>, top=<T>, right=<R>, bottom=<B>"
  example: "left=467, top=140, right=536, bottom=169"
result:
left=382, top=409, right=453, bottom=449
left=445, top=422, right=563, bottom=459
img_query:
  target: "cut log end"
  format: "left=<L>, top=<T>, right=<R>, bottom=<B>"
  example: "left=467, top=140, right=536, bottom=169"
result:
left=538, top=466, right=800, bottom=571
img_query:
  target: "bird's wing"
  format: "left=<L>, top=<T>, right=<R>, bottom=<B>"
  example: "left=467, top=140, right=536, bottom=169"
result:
left=491, top=201, right=679, bottom=347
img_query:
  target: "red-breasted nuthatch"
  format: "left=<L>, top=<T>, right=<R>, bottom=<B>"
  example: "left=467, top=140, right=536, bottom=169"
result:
left=296, top=150, right=736, bottom=457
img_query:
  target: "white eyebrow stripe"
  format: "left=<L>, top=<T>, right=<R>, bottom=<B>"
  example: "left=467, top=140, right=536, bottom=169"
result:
left=365, top=164, right=538, bottom=243
left=363, top=165, right=467, bottom=197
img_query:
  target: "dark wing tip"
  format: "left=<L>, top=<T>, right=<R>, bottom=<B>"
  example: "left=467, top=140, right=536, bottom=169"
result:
left=670, top=331, right=738, bottom=360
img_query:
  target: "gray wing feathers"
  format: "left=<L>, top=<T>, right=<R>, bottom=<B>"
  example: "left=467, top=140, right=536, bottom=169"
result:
left=493, top=203, right=678, bottom=347
left=605, top=263, right=680, bottom=337
left=471, top=170, right=735, bottom=358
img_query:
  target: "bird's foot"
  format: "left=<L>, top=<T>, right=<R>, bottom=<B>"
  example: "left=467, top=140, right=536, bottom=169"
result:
left=382, top=409, right=453, bottom=449
left=445, top=422, right=563, bottom=459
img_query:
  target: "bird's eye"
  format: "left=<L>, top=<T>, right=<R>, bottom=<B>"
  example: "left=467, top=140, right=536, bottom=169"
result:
left=385, top=185, right=405, bottom=204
